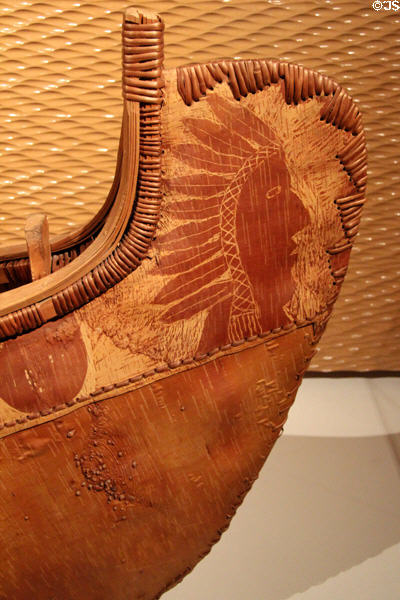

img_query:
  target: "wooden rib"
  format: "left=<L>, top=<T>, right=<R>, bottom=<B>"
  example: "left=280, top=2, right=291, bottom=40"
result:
left=0, top=35, right=363, bottom=341
left=24, top=214, right=51, bottom=281
left=0, top=8, right=165, bottom=331
left=0, top=123, right=124, bottom=265
left=0, top=10, right=165, bottom=277
left=0, top=102, right=139, bottom=317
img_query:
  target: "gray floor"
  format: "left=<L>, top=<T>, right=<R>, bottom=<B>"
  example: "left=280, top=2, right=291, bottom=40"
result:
left=164, top=377, right=400, bottom=600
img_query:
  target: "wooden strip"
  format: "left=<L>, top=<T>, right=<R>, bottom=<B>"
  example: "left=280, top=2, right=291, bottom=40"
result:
left=24, top=214, right=51, bottom=281
left=0, top=9, right=164, bottom=338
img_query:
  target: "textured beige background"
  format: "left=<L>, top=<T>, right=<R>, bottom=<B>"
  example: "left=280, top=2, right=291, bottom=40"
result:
left=0, top=0, right=398, bottom=371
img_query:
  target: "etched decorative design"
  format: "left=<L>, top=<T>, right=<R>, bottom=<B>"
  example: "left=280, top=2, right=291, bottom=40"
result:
left=158, top=92, right=310, bottom=342
left=0, top=0, right=392, bottom=370
left=0, top=59, right=366, bottom=438
left=0, top=6, right=373, bottom=599
left=156, top=75, right=361, bottom=350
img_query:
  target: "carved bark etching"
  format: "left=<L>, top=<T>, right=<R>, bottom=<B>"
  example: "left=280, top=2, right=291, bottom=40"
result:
left=0, top=8, right=366, bottom=600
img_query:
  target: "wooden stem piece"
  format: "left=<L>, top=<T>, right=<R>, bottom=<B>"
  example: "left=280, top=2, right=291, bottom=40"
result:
left=24, top=214, right=51, bottom=281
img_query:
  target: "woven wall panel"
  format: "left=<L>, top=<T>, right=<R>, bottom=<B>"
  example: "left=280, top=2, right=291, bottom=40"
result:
left=0, top=0, right=398, bottom=371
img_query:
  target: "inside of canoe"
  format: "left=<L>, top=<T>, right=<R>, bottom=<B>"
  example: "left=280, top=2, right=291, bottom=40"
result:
left=0, top=129, right=123, bottom=293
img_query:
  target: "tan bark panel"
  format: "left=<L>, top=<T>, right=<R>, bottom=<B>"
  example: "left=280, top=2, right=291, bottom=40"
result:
left=0, top=329, right=313, bottom=600
left=0, top=13, right=366, bottom=594
left=0, top=0, right=394, bottom=370
left=0, top=62, right=364, bottom=438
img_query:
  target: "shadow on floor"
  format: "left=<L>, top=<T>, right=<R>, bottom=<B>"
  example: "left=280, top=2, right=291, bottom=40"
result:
left=164, top=433, right=400, bottom=600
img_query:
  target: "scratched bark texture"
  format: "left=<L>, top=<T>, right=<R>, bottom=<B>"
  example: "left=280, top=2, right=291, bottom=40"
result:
left=0, top=22, right=367, bottom=594
left=0, top=0, right=396, bottom=371
left=0, top=63, right=366, bottom=436
left=0, top=332, right=317, bottom=600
